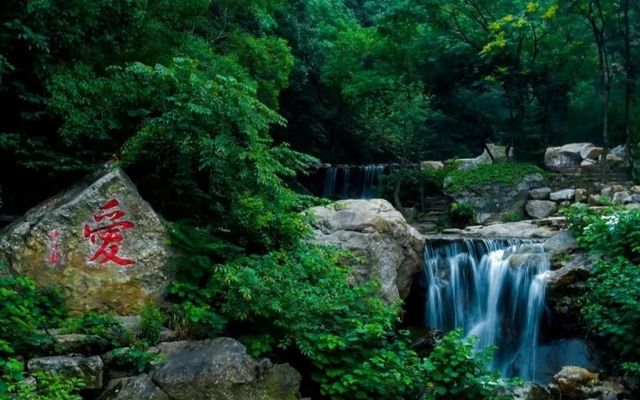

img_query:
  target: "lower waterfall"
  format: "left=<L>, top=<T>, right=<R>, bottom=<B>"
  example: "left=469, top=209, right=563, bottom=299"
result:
left=424, top=239, right=550, bottom=381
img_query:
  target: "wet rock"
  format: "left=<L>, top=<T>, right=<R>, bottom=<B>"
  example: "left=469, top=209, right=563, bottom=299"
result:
left=440, top=221, right=556, bottom=239
left=512, top=382, right=550, bottom=400
left=550, top=189, right=576, bottom=202
left=0, top=168, right=172, bottom=314
left=28, top=355, right=103, bottom=389
left=530, top=187, right=552, bottom=200
left=550, top=366, right=598, bottom=398
left=150, top=338, right=301, bottom=400
left=526, top=200, right=558, bottom=219
left=98, top=374, right=169, bottom=400
left=310, top=199, right=424, bottom=302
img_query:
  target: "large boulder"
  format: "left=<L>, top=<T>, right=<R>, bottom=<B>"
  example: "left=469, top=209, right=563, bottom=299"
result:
left=309, top=199, right=424, bottom=302
left=549, top=366, right=627, bottom=400
left=150, top=338, right=301, bottom=400
left=440, top=220, right=558, bottom=239
left=545, top=143, right=599, bottom=171
left=28, top=355, right=104, bottom=389
left=0, top=168, right=172, bottom=314
left=550, top=189, right=576, bottom=202
left=98, top=374, right=169, bottom=400
left=444, top=173, right=545, bottom=224
left=526, top=200, right=558, bottom=219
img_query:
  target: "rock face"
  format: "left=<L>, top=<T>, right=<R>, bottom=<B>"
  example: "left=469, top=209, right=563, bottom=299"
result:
left=149, top=338, right=301, bottom=400
left=98, top=374, right=170, bottom=400
left=545, top=143, right=602, bottom=171
left=28, top=355, right=104, bottom=389
left=444, top=173, right=545, bottom=224
left=526, top=200, right=558, bottom=219
left=309, top=199, right=425, bottom=302
left=0, top=168, right=172, bottom=314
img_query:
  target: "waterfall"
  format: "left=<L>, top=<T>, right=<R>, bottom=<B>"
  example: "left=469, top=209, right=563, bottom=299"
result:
left=321, top=165, right=385, bottom=199
left=424, top=239, right=550, bottom=381
left=322, top=167, right=338, bottom=198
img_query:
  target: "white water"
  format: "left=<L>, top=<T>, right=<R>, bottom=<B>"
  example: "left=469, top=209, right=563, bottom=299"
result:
left=424, top=239, right=550, bottom=381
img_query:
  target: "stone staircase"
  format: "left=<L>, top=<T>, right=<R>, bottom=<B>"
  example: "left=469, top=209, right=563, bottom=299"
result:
left=411, top=196, right=450, bottom=234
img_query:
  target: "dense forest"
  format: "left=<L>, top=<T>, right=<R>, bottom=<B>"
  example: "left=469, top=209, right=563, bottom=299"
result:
left=1, top=1, right=640, bottom=399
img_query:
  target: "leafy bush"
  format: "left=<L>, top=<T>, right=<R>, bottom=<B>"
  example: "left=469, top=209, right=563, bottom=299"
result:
left=62, top=312, right=128, bottom=347
left=503, top=211, right=524, bottom=222
left=424, top=330, right=512, bottom=400
left=5, top=368, right=84, bottom=400
left=450, top=202, right=476, bottom=228
left=444, top=163, right=544, bottom=194
left=139, top=303, right=166, bottom=344
left=106, top=346, right=163, bottom=373
left=564, top=205, right=640, bottom=388
left=0, top=276, right=66, bottom=357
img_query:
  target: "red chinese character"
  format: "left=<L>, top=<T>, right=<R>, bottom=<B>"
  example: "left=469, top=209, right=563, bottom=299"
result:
left=84, top=198, right=135, bottom=266
left=48, top=229, right=63, bottom=266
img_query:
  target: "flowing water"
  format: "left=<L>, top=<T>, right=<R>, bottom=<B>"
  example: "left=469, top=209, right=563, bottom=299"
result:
left=424, top=239, right=551, bottom=381
left=321, top=165, right=385, bottom=199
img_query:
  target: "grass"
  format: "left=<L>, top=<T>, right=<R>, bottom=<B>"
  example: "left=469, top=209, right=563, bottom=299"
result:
left=444, top=162, right=544, bottom=194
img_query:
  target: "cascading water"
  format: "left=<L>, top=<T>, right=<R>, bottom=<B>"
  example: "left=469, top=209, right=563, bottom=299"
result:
left=424, top=239, right=550, bottom=381
left=321, top=165, right=385, bottom=199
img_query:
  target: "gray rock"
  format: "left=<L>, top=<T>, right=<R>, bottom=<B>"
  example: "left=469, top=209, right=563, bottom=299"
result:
left=601, top=187, right=613, bottom=197
left=613, top=191, right=632, bottom=205
left=582, top=146, right=603, bottom=161
left=574, top=189, right=588, bottom=203
left=0, top=168, right=172, bottom=314
left=544, top=231, right=578, bottom=257
left=550, top=189, right=576, bottom=202
left=606, top=145, right=627, bottom=164
left=439, top=221, right=556, bottom=239
left=28, top=355, right=103, bottom=389
left=549, top=366, right=598, bottom=398
left=512, top=382, right=550, bottom=400
left=98, top=374, right=169, bottom=400
left=420, top=161, right=444, bottom=170
left=530, top=187, right=552, bottom=200
left=53, top=333, right=106, bottom=354
left=444, top=173, right=545, bottom=224
left=526, top=200, right=558, bottom=219
left=309, top=199, right=424, bottom=302
left=545, top=143, right=594, bottom=171
left=150, top=338, right=301, bottom=400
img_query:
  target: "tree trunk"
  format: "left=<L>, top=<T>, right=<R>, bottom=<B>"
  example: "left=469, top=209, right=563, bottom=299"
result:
left=393, top=170, right=404, bottom=213
left=623, top=0, right=636, bottom=181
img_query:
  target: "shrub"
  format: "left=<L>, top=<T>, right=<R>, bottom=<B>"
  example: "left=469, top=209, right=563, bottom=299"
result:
left=62, top=312, right=128, bottom=348
left=106, top=346, right=163, bottom=373
left=5, top=369, right=84, bottom=400
left=444, top=163, right=544, bottom=194
left=450, top=202, right=476, bottom=227
left=139, top=303, right=166, bottom=344
left=564, top=205, right=640, bottom=390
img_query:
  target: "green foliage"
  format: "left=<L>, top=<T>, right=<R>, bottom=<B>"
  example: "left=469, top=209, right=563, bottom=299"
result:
left=5, top=369, right=84, bottom=400
left=62, top=312, right=128, bottom=347
left=106, top=346, right=163, bottom=373
left=504, top=212, right=525, bottom=222
left=423, top=330, right=512, bottom=400
left=450, top=203, right=476, bottom=228
left=445, top=163, right=544, bottom=194
left=139, top=303, right=166, bottom=344
left=0, top=276, right=66, bottom=357
left=565, top=205, right=640, bottom=382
